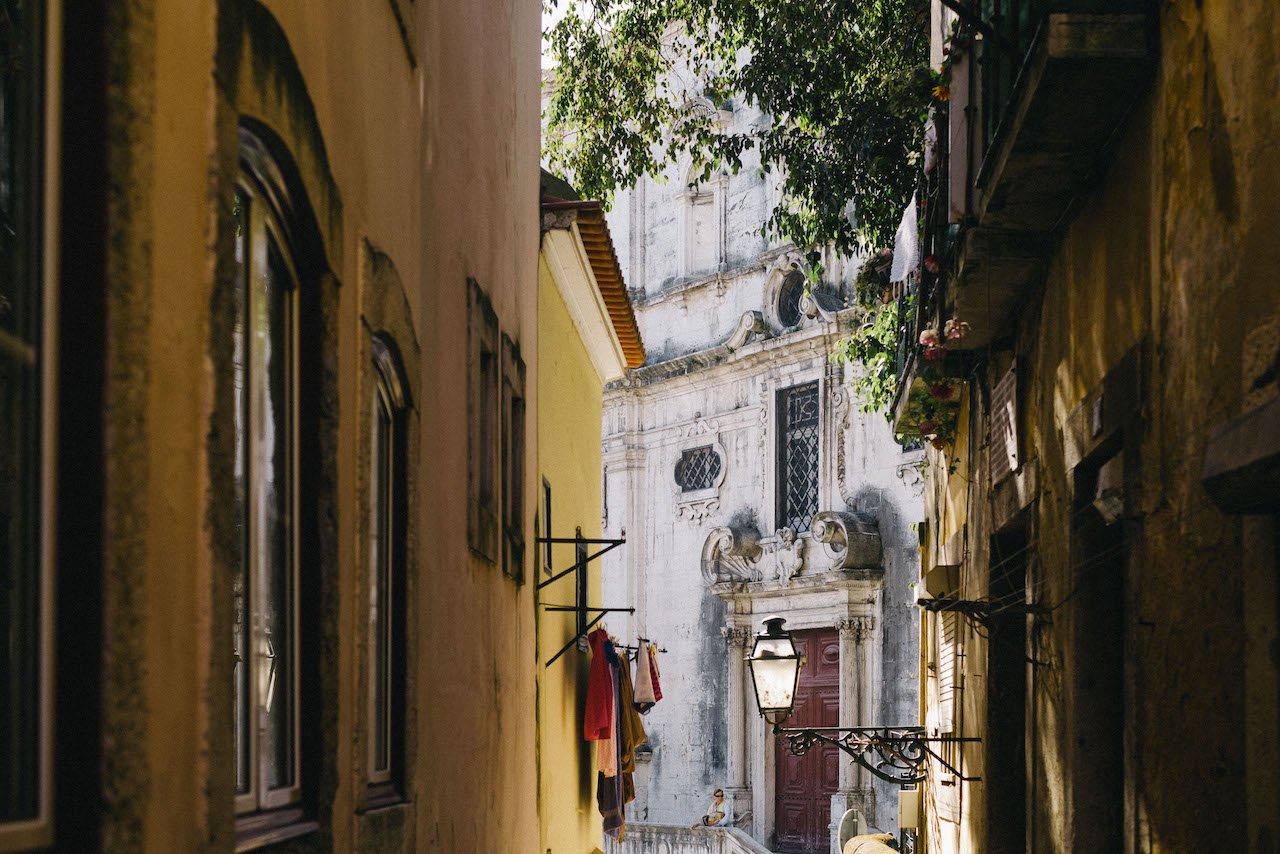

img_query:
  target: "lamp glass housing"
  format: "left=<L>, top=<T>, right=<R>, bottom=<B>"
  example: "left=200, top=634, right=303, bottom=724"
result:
left=748, top=617, right=800, bottom=723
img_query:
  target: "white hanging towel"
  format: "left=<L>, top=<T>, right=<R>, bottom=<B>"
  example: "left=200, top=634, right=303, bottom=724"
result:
left=889, top=193, right=920, bottom=284
left=633, top=641, right=657, bottom=713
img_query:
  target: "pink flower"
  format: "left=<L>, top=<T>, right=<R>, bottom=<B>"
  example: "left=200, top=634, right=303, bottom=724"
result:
left=918, top=328, right=940, bottom=348
left=929, top=383, right=956, bottom=400
left=943, top=317, right=970, bottom=340
left=923, top=346, right=947, bottom=361
left=917, top=419, right=937, bottom=434
left=923, top=255, right=940, bottom=274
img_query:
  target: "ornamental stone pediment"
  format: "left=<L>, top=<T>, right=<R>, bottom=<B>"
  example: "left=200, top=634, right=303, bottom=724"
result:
left=701, top=509, right=883, bottom=589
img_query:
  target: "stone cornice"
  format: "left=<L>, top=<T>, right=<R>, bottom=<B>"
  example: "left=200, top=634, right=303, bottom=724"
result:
left=606, top=306, right=860, bottom=392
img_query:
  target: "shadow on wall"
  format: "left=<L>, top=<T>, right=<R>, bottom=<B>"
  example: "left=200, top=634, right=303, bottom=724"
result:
left=698, top=589, right=729, bottom=786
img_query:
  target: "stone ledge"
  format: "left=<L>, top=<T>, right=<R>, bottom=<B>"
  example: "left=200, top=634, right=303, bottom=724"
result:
left=1201, top=393, right=1280, bottom=514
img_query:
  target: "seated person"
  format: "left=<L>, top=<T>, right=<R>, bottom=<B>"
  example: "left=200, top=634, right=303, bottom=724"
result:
left=692, top=789, right=732, bottom=828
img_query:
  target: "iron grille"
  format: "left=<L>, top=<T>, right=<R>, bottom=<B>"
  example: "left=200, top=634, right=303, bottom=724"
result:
left=675, top=445, right=722, bottom=492
left=778, top=382, right=820, bottom=533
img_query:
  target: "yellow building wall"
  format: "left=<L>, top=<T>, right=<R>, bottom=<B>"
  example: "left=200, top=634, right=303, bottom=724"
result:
left=536, top=254, right=608, bottom=854
left=79, top=0, right=541, bottom=849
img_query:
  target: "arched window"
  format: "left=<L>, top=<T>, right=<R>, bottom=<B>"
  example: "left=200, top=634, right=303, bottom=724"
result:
left=368, top=333, right=409, bottom=802
left=232, top=127, right=320, bottom=822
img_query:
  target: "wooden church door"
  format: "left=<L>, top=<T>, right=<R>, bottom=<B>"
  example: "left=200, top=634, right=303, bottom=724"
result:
left=774, top=627, right=841, bottom=854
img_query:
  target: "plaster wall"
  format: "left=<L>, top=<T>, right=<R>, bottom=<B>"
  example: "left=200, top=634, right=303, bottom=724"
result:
left=69, top=0, right=542, bottom=849
left=918, top=2, right=1280, bottom=852
left=602, top=320, right=923, bottom=844
left=537, top=254, right=609, bottom=854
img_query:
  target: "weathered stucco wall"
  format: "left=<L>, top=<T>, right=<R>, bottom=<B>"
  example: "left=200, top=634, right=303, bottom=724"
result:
left=919, top=1, right=1280, bottom=851
left=602, top=326, right=923, bottom=843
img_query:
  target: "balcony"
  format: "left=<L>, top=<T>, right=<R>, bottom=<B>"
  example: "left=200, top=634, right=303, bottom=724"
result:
left=947, top=4, right=1153, bottom=349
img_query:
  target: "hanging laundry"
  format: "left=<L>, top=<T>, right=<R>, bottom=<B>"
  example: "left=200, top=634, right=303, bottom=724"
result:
left=648, top=642, right=663, bottom=703
left=598, top=638, right=621, bottom=777
left=633, top=641, right=656, bottom=713
left=617, top=651, right=647, bottom=807
left=584, top=628, right=614, bottom=741
left=597, top=770, right=624, bottom=840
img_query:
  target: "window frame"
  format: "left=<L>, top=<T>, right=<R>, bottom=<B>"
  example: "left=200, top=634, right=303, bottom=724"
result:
left=776, top=381, right=821, bottom=534
left=467, top=278, right=500, bottom=562
left=500, top=333, right=526, bottom=582
left=366, top=333, right=409, bottom=803
left=233, top=171, right=304, bottom=817
left=0, top=0, right=57, bottom=848
left=674, top=445, right=723, bottom=493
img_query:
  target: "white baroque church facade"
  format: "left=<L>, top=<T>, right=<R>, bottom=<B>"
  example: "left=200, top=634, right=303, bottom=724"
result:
left=599, top=101, right=925, bottom=854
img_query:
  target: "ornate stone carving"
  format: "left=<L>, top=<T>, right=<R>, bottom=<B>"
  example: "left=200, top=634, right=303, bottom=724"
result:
left=681, top=412, right=720, bottom=438
left=702, top=524, right=764, bottom=584
left=721, top=625, right=753, bottom=649
left=811, top=510, right=882, bottom=570
left=725, top=310, right=766, bottom=350
left=774, top=527, right=806, bottom=583
left=677, top=496, right=720, bottom=523
left=838, top=616, right=876, bottom=642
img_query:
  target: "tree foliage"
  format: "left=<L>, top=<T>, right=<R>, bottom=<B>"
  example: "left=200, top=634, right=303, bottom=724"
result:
left=543, top=0, right=931, bottom=251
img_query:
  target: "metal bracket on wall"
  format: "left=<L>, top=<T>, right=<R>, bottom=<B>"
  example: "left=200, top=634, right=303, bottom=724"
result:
left=536, top=531, right=634, bottom=667
left=774, top=725, right=983, bottom=785
left=917, top=596, right=1048, bottom=631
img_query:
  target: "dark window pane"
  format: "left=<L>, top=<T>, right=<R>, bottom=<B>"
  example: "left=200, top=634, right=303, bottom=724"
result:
left=0, top=0, right=42, bottom=824
left=778, top=383, right=820, bottom=533
left=370, top=391, right=393, bottom=774
left=232, top=191, right=251, bottom=796
left=675, top=446, right=721, bottom=492
left=778, top=271, right=805, bottom=327
left=259, top=235, right=295, bottom=791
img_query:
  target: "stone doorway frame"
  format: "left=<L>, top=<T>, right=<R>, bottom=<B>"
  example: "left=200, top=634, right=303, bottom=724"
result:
left=714, top=570, right=883, bottom=852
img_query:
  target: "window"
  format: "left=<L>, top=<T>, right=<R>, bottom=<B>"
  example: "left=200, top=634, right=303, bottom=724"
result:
left=777, top=382, right=820, bottom=533
left=467, top=278, right=499, bottom=562
left=0, top=0, right=51, bottom=846
left=675, top=446, right=722, bottom=492
left=500, top=334, right=526, bottom=581
left=233, top=149, right=304, bottom=822
left=368, top=334, right=408, bottom=801
left=777, top=270, right=806, bottom=328
left=936, top=609, right=958, bottom=733
left=468, top=279, right=525, bottom=582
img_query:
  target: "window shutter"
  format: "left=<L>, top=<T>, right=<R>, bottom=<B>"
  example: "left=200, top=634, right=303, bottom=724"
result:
left=937, top=610, right=958, bottom=733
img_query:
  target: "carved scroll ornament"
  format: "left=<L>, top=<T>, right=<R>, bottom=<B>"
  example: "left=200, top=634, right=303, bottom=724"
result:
left=702, top=525, right=764, bottom=585
left=811, top=510, right=882, bottom=570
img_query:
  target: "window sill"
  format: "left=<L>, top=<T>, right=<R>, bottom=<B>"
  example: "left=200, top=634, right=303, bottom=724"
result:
left=235, top=808, right=318, bottom=852
left=360, top=782, right=407, bottom=813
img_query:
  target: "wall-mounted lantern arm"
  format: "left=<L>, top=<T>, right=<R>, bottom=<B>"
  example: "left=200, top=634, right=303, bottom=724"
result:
left=772, top=724, right=982, bottom=785
left=746, top=616, right=982, bottom=785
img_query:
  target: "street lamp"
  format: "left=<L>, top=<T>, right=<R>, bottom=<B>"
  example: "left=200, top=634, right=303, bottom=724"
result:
left=745, top=616, right=801, bottom=726
left=745, top=616, right=980, bottom=786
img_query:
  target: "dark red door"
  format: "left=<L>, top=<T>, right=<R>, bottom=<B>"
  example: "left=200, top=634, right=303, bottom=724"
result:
left=774, top=627, right=841, bottom=854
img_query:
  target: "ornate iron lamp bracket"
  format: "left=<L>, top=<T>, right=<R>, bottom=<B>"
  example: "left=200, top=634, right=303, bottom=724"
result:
left=774, top=725, right=982, bottom=785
